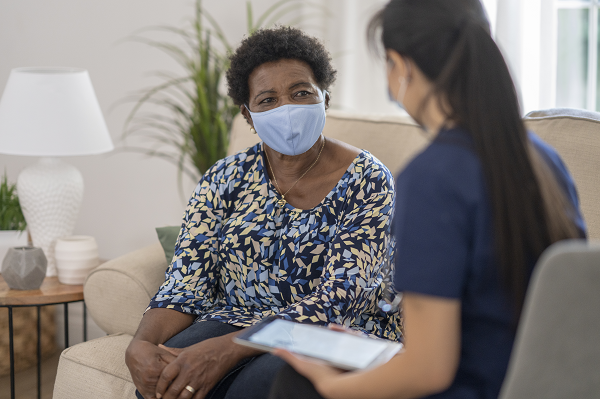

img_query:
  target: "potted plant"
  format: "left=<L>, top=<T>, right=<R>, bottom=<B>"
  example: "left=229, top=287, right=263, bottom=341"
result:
left=0, top=172, right=28, bottom=262
left=121, top=0, right=325, bottom=190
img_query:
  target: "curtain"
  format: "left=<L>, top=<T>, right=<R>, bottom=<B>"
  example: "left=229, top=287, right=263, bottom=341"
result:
left=300, top=0, right=406, bottom=115
left=302, top=0, right=556, bottom=116
left=494, top=0, right=556, bottom=114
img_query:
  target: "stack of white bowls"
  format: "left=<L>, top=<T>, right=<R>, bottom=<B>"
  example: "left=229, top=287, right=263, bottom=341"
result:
left=55, top=236, right=100, bottom=285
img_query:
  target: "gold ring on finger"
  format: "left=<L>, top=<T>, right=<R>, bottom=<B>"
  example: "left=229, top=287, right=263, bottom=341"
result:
left=185, top=385, right=196, bottom=394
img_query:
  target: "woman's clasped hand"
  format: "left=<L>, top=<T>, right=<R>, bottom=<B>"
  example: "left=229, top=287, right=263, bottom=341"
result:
left=126, top=340, right=177, bottom=399
left=152, top=338, right=239, bottom=399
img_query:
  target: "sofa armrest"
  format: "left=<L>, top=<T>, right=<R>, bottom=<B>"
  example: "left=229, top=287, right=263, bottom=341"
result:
left=84, top=243, right=167, bottom=336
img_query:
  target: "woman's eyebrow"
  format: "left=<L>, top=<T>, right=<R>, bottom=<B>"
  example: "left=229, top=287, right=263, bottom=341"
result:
left=289, top=81, right=312, bottom=90
left=254, top=89, right=276, bottom=101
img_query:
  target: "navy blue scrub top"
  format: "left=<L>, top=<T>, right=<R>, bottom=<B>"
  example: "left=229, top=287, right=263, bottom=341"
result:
left=393, top=127, right=586, bottom=399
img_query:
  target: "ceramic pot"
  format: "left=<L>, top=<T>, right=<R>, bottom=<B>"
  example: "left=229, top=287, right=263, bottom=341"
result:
left=55, top=236, right=100, bottom=285
left=1, top=246, right=47, bottom=290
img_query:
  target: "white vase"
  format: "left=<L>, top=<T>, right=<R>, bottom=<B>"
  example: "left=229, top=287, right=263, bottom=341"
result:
left=0, top=230, right=29, bottom=264
left=54, top=236, right=99, bottom=285
left=17, top=158, right=84, bottom=277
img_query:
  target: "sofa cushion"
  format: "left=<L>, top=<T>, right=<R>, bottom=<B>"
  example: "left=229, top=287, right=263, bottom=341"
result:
left=84, top=243, right=168, bottom=336
left=525, top=108, right=600, bottom=240
left=53, top=333, right=136, bottom=399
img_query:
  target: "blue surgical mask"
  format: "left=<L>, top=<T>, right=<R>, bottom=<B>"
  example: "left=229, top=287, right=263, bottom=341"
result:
left=389, top=76, right=408, bottom=111
left=246, top=97, right=326, bottom=156
left=388, top=87, right=405, bottom=111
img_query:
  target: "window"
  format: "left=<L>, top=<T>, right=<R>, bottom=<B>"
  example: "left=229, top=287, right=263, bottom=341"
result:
left=556, top=0, right=600, bottom=111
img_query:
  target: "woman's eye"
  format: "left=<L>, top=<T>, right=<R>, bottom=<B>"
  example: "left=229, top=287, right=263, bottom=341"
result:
left=295, top=90, right=311, bottom=97
left=259, top=97, right=275, bottom=104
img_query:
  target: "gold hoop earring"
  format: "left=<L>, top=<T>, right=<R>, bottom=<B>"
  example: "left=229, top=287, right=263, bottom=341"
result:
left=250, top=127, right=257, bottom=134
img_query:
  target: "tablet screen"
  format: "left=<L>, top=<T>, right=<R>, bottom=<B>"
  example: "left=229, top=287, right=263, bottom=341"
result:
left=248, top=319, right=392, bottom=369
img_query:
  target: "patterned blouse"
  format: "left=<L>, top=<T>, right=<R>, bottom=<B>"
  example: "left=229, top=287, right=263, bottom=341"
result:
left=148, top=143, right=402, bottom=341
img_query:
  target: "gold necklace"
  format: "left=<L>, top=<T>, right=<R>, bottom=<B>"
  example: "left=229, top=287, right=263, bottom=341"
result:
left=263, top=137, right=326, bottom=208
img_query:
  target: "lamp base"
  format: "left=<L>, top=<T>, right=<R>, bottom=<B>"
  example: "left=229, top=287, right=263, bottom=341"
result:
left=17, top=158, right=83, bottom=276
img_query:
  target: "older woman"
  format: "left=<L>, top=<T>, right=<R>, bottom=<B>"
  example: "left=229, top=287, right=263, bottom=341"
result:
left=125, top=26, right=401, bottom=399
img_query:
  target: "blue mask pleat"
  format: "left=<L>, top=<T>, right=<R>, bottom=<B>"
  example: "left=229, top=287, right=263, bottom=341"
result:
left=248, top=101, right=326, bottom=156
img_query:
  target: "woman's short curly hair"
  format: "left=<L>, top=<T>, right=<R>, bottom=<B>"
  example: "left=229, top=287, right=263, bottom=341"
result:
left=226, top=26, right=337, bottom=106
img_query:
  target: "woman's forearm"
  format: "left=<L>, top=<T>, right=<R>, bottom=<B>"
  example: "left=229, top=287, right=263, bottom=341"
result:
left=321, top=350, right=447, bottom=399
left=133, top=308, right=196, bottom=344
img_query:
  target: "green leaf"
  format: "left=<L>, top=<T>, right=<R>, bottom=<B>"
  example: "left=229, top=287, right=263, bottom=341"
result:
left=0, top=172, right=27, bottom=231
left=247, top=2, right=254, bottom=34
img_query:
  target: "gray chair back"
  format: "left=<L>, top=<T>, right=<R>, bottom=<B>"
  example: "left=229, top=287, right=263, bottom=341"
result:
left=499, top=240, right=600, bottom=399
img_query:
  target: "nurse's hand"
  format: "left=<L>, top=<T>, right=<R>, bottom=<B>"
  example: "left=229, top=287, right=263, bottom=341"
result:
left=273, top=349, right=345, bottom=398
left=327, top=323, right=366, bottom=336
left=272, top=324, right=363, bottom=397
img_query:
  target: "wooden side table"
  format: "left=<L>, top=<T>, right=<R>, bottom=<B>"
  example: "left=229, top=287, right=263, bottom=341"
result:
left=0, top=276, right=87, bottom=399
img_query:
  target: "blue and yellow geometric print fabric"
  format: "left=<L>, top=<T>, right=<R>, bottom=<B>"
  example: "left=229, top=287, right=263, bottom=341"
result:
left=148, top=143, right=402, bottom=341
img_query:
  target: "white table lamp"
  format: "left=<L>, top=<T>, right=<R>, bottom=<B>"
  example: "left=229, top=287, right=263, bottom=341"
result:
left=0, top=67, right=113, bottom=276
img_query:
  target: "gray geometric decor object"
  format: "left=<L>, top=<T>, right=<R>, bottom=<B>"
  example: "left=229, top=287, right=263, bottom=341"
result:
left=1, top=246, right=47, bottom=290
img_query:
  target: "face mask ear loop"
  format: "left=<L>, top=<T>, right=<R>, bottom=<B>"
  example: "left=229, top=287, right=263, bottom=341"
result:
left=395, top=62, right=411, bottom=104
left=319, top=89, right=328, bottom=106
left=244, top=104, right=257, bottom=134
left=396, top=76, right=407, bottom=104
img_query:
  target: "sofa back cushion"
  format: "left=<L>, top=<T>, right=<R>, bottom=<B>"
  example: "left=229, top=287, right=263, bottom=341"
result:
left=228, top=110, right=430, bottom=176
left=229, top=108, right=600, bottom=239
left=525, top=108, right=600, bottom=240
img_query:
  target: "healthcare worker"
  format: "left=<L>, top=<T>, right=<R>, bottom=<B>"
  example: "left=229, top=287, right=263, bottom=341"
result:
left=270, top=0, right=586, bottom=398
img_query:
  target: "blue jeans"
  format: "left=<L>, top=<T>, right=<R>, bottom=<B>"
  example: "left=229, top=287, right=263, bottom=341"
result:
left=135, top=320, right=286, bottom=399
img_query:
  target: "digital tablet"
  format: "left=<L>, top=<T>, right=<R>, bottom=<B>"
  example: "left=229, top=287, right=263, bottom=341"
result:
left=234, top=317, right=403, bottom=370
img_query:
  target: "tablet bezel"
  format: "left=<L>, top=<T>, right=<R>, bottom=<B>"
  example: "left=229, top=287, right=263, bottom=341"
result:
left=233, top=317, right=403, bottom=370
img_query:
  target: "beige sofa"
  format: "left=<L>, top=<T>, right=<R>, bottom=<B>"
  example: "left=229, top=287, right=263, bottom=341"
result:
left=53, top=108, right=600, bottom=398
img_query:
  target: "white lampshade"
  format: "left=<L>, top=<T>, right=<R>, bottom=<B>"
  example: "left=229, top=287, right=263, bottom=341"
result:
left=0, top=67, right=113, bottom=277
left=0, top=67, right=113, bottom=156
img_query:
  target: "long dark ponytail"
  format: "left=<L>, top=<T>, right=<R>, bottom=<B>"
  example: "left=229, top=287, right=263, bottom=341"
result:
left=369, top=0, right=579, bottom=317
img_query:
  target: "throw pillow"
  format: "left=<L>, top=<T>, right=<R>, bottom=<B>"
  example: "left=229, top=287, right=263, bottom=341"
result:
left=155, top=226, right=180, bottom=265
